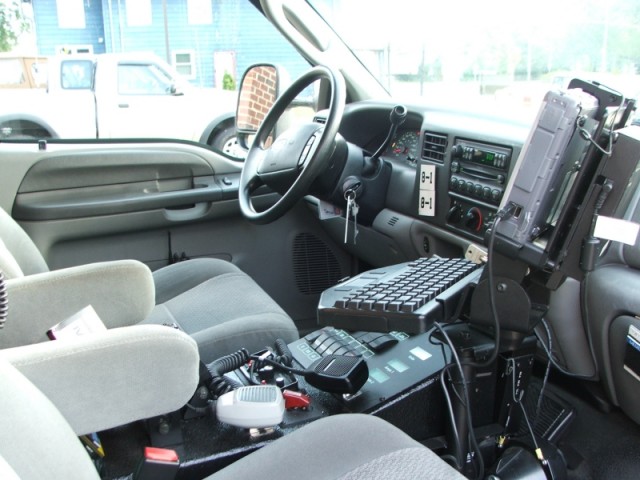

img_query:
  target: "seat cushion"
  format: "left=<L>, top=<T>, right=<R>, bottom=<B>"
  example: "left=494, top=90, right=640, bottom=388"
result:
left=207, top=414, right=465, bottom=480
left=0, top=207, right=48, bottom=279
left=0, top=358, right=100, bottom=480
left=146, top=258, right=299, bottom=362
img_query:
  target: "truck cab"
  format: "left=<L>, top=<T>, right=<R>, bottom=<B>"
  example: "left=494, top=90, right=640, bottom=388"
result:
left=0, top=1, right=639, bottom=479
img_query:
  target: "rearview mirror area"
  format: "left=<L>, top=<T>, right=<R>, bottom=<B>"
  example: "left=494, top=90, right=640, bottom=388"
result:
left=236, top=64, right=278, bottom=133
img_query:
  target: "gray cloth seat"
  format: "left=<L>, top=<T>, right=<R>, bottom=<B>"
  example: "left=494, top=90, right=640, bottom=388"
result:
left=145, top=258, right=299, bottom=361
left=0, top=353, right=464, bottom=480
left=0, top=207, right=298, bottom=363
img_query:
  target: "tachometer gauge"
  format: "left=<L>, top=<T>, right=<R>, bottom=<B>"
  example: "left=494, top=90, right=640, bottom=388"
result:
left=388, top=130, right=420, bottom=161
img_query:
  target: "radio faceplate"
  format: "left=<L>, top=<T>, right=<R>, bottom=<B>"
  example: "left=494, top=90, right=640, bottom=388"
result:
left=450, top=140, right=512, bottom=205
left=447, top=139, right=512, bottom=238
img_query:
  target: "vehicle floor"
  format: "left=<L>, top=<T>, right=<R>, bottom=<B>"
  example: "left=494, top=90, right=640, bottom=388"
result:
left=550, top=377, right=640, bottom=480
left=96, top=372, right=640, bottom=480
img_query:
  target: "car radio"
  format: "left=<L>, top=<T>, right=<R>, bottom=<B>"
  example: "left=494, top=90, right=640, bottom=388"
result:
left=447, top=139, right=513, bottom=238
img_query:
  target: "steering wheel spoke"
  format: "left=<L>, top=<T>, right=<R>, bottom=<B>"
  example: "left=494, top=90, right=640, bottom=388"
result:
left=238, top=66, right=345, bottom=224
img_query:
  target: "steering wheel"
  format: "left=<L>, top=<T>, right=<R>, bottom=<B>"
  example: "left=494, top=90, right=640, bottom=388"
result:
left=239, top=65, right=346, bottom=224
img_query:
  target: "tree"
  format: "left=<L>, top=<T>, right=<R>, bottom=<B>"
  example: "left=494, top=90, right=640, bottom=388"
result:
left=222, top=71, right=236, bottom=91
left=0, top=0, right=30, bottom=52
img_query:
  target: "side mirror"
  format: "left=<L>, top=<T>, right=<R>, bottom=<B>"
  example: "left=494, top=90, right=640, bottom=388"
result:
left=236, top=64, right=279, bottom=134
left=170, top=84, right=184, bottom=96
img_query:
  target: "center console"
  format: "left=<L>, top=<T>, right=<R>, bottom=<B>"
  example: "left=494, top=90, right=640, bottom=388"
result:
left=446, top=138, right=513, bottom=239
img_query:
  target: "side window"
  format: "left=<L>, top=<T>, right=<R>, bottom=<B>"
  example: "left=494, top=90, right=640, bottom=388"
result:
left=1, top=1, right=312, bottom=151
left=118, top=64, right=174, bottom=95
left=173, top=51, right=195, bottom=79
left=60, top=60, right=93, bottom=89
left=0, top=59, right=25, bottom=87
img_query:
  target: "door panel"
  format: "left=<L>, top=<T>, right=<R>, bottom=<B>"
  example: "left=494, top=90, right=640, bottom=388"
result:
left=0, top=140, right=353, bottom=328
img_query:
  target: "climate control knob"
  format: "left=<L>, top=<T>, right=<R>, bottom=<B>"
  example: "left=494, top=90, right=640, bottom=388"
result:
left=447, top=204, right=462, bottom=224
left=464, top=207, right=483, bottom=232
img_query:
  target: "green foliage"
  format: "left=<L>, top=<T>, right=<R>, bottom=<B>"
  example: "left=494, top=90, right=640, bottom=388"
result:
left=222, top=71, right=236, bottom=91
left=0, top=0, right=30, bottom=52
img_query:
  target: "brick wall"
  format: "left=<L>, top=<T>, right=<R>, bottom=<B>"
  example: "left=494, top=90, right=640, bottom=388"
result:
left=237, top=66, right=277, bottom=131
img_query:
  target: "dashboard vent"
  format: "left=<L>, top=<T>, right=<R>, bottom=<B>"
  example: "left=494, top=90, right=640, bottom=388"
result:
left=422, top=132, right=448, bottom=163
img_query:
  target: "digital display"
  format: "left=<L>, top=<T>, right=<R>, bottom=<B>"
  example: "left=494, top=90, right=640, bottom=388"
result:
left=474, top=151, right=495, bottom=166
left=455, top=141, right=510, bottom=171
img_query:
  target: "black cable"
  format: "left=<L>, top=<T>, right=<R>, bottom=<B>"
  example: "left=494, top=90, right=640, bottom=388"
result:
left=429, top=207, right=515, bottom=477
left=439, top=368, right=462, bottom=466
left=369, top=105, right=407, bottom=161
left=207, top=348, right=250, bottom=398
left=534, top=338, right=552, bottom=429
left=464, top=211, right=507, bottom=371
left=535, top=318, right=594, bottom=379
left=434, top=322, right=484, bottom=480
left=429, top=330, right=463, bottom=453
left=258, top=356, right=308, bottom=376
left=576, top=88, right=626, bottom=157
left=273, top=338, right=294, bottom=367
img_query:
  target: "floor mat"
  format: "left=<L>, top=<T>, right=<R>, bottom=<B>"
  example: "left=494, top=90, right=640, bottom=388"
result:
left=555, top=383, right=640, bottom=480
left=518, top=377, right=575, bottom=442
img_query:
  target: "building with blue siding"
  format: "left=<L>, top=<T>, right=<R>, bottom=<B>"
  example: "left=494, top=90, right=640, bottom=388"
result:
left=30, top=0, right=309, bottom=88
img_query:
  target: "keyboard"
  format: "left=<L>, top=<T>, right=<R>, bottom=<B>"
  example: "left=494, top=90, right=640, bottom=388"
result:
left=317, top=257, right=482, bottom=334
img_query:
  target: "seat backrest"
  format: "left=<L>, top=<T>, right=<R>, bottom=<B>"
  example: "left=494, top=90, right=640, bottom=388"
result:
left=0, top=357, right=100, bottom=479
left=584, top=181, right=640, bottom=424
left=0, top=207, right=48, bottom=279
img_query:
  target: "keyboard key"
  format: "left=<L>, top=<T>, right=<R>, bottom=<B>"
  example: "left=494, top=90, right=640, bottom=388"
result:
left=401, top=301, right=418, bottom=313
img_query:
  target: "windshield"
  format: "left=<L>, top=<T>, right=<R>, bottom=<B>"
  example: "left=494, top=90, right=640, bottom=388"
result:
left=309, top=0, right=640, bottom=121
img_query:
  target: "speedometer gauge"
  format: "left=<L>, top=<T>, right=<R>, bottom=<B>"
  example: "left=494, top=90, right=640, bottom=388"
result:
left=388, top=130, right=420, bottom=161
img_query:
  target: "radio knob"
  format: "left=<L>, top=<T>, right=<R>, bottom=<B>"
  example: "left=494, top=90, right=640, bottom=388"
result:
left=452, top=145, right=464, bottom=158
left=450, top=176, right=459, bottom=189
left=497, top=174, right=506, bottom=184
left=451, top=161, right=460, bottom=173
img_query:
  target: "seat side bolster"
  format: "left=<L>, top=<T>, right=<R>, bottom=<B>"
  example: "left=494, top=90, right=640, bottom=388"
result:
left=0, top=324, right=199, bottom=435
left=1, top=259, right=155, bottom=349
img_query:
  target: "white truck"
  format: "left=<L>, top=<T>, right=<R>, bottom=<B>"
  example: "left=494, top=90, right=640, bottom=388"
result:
left=0, top=53, right=241, bottom=155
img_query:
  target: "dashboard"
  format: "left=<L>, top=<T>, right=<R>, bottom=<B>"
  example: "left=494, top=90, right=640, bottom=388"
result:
left=320, top=100, right=531, bottom=265
left=385, top=129, right=421, bottom=162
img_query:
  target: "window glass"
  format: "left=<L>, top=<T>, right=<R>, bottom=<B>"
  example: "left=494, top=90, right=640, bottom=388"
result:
left=309, top=0, right=640, bottom=121
left=61, top=60, right=93, bottom=89
left=125, top=0, right=152, bottom=27
left=0, top=1, right=310, bottom=156
left=187, top=0, right=213, bottom=25
left=0, top=59, right=25, bottom=86
left=118, top=64, right=173, bottom=95
left=56, top=0, right=86, bottom=29
left=173, top=51, right=195, bottom=78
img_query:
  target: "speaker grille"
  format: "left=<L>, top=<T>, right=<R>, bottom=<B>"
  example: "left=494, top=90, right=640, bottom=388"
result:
left=293, top=233, right=342, bottom=295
